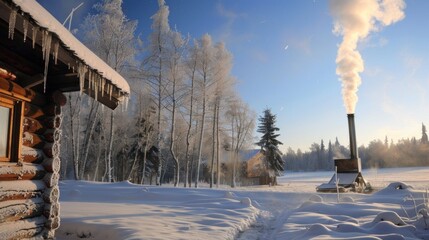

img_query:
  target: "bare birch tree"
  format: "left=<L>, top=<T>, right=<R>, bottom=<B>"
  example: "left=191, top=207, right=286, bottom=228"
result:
left=226, top=98, right=255, bottom=187
left=78, top=0, right=138, bottom=181
left=146, top=0, right=171, bottom=185
left=194, top=34, right=217, bottom=188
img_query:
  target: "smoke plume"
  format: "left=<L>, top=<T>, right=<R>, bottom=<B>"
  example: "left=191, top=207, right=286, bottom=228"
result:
left=329, top=0, right=405, bottom=113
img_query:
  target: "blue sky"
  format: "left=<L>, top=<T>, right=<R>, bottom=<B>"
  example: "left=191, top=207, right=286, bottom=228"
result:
left=37, top=0, right=429, bottom=152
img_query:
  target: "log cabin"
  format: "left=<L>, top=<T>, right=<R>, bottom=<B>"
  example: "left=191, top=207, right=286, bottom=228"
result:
left=0, top=0, right=130, bottom=239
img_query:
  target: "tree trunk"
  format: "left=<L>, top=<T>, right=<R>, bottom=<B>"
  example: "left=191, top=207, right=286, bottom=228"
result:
left=184, top=65, right=196, bottom=188
left=170, top=102, right=179, bottom=187
left=93, top=121, right=103, bottom=181
left=210, top=103, right=216, bottom=188
left=107, top=111, right=114, bottom=182
left=216, top=103, right=220, bottom=188
left=127, top=145, right=139, bottom=181
left=69, top=94, right=81, bottom=180
left=141, top=144, right=149, bottom=185
left=231, top=116, right=236, bottom=188
left=195, top=90, right=206, bottom=188
left=80, top=102, right=99, bottom=179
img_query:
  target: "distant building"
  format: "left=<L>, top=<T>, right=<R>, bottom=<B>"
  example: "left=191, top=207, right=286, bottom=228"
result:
left=240, top=149, right=276, bottom=186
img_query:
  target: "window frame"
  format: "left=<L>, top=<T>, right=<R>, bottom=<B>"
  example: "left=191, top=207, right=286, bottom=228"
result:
left=0, top=94, right=23, bottom=162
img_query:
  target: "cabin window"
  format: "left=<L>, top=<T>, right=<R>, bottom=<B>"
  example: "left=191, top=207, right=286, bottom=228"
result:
left=0, top=96, right=22, bottom=162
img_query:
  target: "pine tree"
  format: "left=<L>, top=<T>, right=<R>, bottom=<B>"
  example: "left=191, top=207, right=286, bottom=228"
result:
left=256, top=109, right=284, bottom=183
left=421, top=123, right=428, bottom=144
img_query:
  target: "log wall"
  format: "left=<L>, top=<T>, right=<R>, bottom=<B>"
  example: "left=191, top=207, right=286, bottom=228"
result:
left=0, top=76, right=63, bottom=239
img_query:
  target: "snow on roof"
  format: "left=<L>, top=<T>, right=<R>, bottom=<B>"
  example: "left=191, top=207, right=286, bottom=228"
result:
left=11, top=0, right=130, bottom=95
left=239, top=149, right=261, bottom=162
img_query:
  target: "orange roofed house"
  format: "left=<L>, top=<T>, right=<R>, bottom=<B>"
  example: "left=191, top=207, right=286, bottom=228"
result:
left=0, top=0, right=130, bottom=238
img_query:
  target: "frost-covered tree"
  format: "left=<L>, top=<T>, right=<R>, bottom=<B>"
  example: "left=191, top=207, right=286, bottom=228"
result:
left=421, top=123, right=428, bottom=144
left=73, top=0, right=138, bottom=181
left=256, top=109, right=284, bottom=184
left=194, top=34, right=217, bottom=188
left=210, top=42, right=234, bottom=188
left=183, top=40, right=199, bottom=187
left=146, top=0, right=171, bottom=185
left=226, top=97, right=255, bottom=187
left=165, top=29, right=187, bottom=187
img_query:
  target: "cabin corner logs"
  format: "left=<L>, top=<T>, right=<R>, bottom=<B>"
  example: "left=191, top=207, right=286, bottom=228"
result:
left=0, top=74, right=65, bottom=239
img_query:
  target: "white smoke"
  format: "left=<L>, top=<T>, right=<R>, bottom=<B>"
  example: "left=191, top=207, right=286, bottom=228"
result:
left=329, top=0, right=406, bottom=113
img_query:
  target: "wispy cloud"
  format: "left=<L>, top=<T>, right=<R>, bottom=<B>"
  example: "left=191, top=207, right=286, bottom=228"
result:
left=215, top=2, right=249, bottom=43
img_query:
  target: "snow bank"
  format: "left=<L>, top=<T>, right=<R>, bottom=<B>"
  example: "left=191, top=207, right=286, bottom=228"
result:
left=54, top=167, right=429, bottom=239
left=275, top=182, right=429, bottom=239
left=57, top=181, right=258, bottom=240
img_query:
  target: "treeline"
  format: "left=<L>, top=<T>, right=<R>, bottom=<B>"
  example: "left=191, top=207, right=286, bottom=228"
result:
left=59, top=0, right=255, bottom=187
left=284, top=124, right=429, bottom=171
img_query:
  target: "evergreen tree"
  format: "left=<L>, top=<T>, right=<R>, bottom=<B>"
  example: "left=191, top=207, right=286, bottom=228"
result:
left=256, top=109, right=284, bottom=182
left=421, top=123, right=428, bottom=144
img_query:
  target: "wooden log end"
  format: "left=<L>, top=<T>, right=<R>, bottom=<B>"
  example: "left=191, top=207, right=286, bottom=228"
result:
left=52, top=90, right=67, bottom=107
left=42, top=157, right=60, bottom=173
left=23, top=117, right=45, bottom=134
left=43, top=172, right=59, bottom=188
left=42, top=186, right=59, bottom=204
left=24, top=102, right=44, bottom=119
left=43, top=104, right=61, bottom=117
left=22, top=131, right=45, bottom=148
left=43, top=202, right=60, bottom=219
left=22, top=146, right=45, bottom=163
left=43, top=129, right=54, bottom=143
left=43, top=143, right=53, bottom=158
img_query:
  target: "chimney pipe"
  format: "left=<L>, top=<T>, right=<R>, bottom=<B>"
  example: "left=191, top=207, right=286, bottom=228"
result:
left=347, top=114, right=358, bottom=159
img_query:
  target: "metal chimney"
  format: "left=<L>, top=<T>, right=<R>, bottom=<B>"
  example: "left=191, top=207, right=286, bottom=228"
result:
left=347, top=114, right=358, bottom=159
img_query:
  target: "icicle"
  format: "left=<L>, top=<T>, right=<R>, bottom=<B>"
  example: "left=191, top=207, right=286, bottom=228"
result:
left=78, top=63, right=87, bottom=94
left=42, top=32, right=52, bottom=93
left=109, top=84, right=113, bottom=100
left=88, top=70, right=94, bottom=94
left=88, top=69, right=93, bottom=94
left=95, top=74, right=98, bottom=101
left=32, top=26, right=39, bottom=49
left=8, top=9, right=17, bottom=39
left=23, top=19, right=29, bottom=42
left=101, top=78, right=105, bottom=97
left=53, top=41, right=59, bottom=64
left=124, top=95, right=129, bottom=111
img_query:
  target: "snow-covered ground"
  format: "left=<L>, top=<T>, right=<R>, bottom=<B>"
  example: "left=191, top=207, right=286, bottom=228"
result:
left=57, top=167, right=429, bottom=239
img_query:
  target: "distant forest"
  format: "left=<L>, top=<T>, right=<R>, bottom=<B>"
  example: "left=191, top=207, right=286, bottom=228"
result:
left=284, top=123, right=429, bottom=171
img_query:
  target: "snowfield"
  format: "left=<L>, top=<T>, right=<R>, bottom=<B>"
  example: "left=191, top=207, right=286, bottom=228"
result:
left=57, top=167, right=429, bottom=240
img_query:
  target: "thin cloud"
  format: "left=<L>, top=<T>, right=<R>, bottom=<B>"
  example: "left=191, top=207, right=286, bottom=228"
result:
left=215, top=2, right=248, bottom=43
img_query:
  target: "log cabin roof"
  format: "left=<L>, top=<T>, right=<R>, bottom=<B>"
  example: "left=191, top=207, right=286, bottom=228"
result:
left=0, top=0, right=130, bottom=109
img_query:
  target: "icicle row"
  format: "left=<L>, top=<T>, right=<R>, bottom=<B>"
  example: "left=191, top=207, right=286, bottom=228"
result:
left=23, top=19, right=29, bottom=42
left=8, top=9, right=17, bottom=39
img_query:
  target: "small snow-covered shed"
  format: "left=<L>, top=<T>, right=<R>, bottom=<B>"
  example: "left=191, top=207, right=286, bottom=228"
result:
left=0, top=0, right=130, bottom=239
left=241, top=150, right=275, bottom=185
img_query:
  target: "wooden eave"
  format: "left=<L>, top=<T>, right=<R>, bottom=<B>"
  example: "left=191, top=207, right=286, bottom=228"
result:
left=0, top=0, right=127, bottom=109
